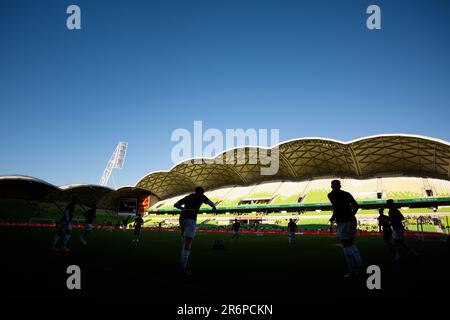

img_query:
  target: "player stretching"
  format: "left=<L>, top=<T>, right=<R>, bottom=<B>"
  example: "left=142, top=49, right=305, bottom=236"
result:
left=377, top=208, right=395, bottom=258
left=174, top=187, right=217, bottom=275
left=231, top=219, right=240, bottom=240
left=51, top=196, right=77, bottom=251
left=133, top=214, right=144, bottom=242
left=80, top=204, right=96, bottom=245
left=328, top=180, right=363, bottom=277
left=387, top=199, right=418, bottom=262
left=287, top=219, right=297, bottom=244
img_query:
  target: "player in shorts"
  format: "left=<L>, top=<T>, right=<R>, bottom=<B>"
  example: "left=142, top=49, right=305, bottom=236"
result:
left=328, top=180, right=363, bottom=277
left=80, top=204, right=96, bottom=245
left=174, top=186, right=217, bottom=275
left=51, top=196, right=77, bottom=252
left=377, top=208, right=395, bottom=258
left=133, top=214, right=144, bottom=242
left=287, top=219, right=297, bottom=244
left=387, top=199, right=418, bottom=262
left=231, top=219, right=240, bottom=240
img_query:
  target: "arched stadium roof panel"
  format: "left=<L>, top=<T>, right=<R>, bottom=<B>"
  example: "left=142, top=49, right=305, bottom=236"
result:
left=135, top=134, right=450, bottom=200
left=214, top=147, right=294, bottom=184
left=350, top=135, right=450, bottom=179
left=135, top=171, right=196, bottom=199
left=279, top=138, right=357, bottom=179
left=0, top=175, right=60, bottom=201
left=171, top=161, right=243, bottom=192
left=0, top=177, right=157, bottom=209
left=45, top=185, right=114, bottom=207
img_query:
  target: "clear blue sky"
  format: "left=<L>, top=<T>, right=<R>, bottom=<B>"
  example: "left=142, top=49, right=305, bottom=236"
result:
left=1, top=0, right=449, bottom=187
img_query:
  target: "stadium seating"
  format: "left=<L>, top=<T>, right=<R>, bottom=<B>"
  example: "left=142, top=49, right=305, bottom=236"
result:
left=428, top=178, right=450, bottom=197
left=271, top=181, right=309, bottom=204
left=214, top=185, right=256, bottom=207
left=381, top=177, right=425, bottom=199
left=341, top=178, right=379, bottom=200
left=150, top=176, right=450, bottom=211
left=301, top=179, right=331, bottom=203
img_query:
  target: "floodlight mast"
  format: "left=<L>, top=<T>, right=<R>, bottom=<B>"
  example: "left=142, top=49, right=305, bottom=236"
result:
left=100, top=142, right=128, bottom=187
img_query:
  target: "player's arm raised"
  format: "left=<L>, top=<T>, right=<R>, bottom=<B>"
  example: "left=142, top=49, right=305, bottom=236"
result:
left=204, top=198, right=217, bottom=212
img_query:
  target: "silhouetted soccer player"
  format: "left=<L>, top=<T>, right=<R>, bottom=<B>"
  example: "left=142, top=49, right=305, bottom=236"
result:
left=287, top=219, right=297, bottom=244
left=231, top=219, right=240, bottom=240
left=377, top=208, right=395, bottom=258
left=133, top=214, right=144, bottom=242
left=51, top=196, right=77, bottom=252
left=387, top=199, right=418, bottom=262
left=80, top=204, right=96, bottom=245
left=174, top=186, right=217, bottom=275
left=328, top=180, right=363, bottom=277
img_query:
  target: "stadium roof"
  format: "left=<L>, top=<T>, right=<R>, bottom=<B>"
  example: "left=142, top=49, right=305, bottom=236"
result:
left=0, top=175, right=157, bottom=208
left=136, top=134, right=450, bottom=200
left=2, top=135, right=449, bottom=204
left=0, top=175, right=60, bottom=201
left=45, top=184, right=114, bottom=207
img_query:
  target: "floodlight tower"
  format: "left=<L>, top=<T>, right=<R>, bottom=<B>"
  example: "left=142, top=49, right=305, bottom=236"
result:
left=100, top=142, right=128, bottom=187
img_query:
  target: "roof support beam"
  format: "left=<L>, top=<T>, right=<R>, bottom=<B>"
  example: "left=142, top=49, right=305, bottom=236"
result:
left=227, top=165, right=248, bottom=184
left=279, top=153, right=298, bottom=179
left=348, top=146, right=362, bottom=177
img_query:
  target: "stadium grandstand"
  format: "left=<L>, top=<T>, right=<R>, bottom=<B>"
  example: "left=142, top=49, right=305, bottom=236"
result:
left=1, top=134, right=450, bottom=233
left=138, top=135, right=450, bottom=212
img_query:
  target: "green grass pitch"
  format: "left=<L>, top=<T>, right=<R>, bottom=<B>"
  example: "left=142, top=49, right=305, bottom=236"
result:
left=1, top=227, right=449, bottom=302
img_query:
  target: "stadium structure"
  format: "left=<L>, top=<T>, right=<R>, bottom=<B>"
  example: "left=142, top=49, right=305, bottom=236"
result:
left=1, top=134, right=450, bottom=231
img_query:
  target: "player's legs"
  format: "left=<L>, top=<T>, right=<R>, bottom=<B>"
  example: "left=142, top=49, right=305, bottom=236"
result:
left=180, top=219, right=196, bottom=273
left=80, top=229, right=86, bottom=244
left=392, top=229, right=418, bottom=261
left=62, top=226, right=72, bottom=251
left=383, top=232, right=396, bottom=258
left=80, top=225, right=91, bottom=244
left=348, top=238, right=363, bottom=272
left=393, top=240, right=402, bottom=261
left=51, top=227, right=63, bottom=249
left=181, top=236, right=193, bottom=270
left=341, top=239, right=355, bottom=275
left=134, top=228, right=141, bottom=241
left=288, top=232, right=294, bottom=244
left=338, top=223, right=354, bottom=275
left=338, top=222, right=362, bottom=276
